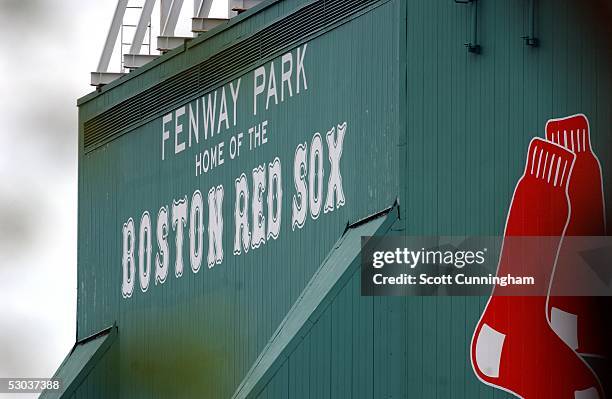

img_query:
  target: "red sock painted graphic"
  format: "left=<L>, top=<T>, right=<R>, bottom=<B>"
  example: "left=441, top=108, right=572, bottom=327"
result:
left=471, top=138, right=602, bottom=398
left=546, top=114, right=609, bottom=358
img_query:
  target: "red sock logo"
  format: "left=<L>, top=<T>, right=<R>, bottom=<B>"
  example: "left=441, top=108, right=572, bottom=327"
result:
left=471, top=138, right=603, bottom=398
left=546, top=114, right=609, bottom=358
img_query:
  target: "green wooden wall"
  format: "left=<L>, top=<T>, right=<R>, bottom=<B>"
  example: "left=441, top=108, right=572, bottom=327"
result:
left=72, top=0, right=611, bottom=397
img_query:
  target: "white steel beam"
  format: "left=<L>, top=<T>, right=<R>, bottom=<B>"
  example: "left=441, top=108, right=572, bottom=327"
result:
left=160, top=0, right=186, bottom=36
left=97, top=0, right=129, bottom=72
left=194, top=0, right=213, bottom=18
left=160, top=0, right=172, bottom=30
left=129, top=0, right=158, bottom=55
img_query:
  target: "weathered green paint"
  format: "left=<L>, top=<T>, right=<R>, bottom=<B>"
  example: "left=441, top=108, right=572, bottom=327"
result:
left=66, top=0, right=612, bottom=397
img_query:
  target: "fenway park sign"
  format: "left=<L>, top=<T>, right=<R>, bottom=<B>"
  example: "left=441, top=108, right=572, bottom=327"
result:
left=120, top=43, right=349, bottom=298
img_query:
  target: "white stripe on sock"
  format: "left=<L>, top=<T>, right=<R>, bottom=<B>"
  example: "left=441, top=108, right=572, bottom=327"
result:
left=531, top=145, right=538, bottom=175
left=547, top=154, right=556, bottom=183
left=560, top=160, right=568, bottom=186
left=553, top=157, right=562, bottom=187
left=536, top=149, right=544, bottom=178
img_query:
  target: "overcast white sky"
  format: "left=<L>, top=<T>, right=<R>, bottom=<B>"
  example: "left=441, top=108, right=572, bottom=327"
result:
left=0, top=1, right=226, bottom=397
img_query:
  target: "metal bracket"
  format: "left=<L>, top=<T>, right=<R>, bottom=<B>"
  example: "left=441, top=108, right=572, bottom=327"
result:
left=522, top=36, right=539, bottom=47
left=521, top=0, right=539, bottom=47
left=192, top=0, right=229, bottom=33
left=456, top=0, right=481, bottom=54
left=192, top=17, right=228, bottom=33
left=232, top=0, right=264, bottom=14
left=465, top=43, right=481, bottom=54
